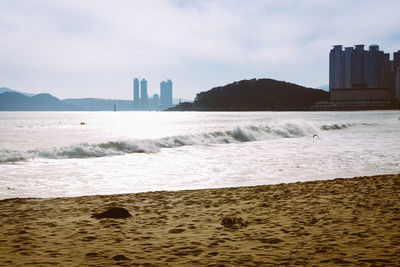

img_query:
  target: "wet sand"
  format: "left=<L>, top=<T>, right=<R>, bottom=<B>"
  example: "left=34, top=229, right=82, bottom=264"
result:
left=1, top=174, right=399, bottom=266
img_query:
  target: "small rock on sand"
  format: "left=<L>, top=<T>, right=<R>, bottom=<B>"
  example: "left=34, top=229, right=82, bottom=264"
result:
left=112, top=254, right=130, bottom=261
left=92, top=207, right=132, bottom=219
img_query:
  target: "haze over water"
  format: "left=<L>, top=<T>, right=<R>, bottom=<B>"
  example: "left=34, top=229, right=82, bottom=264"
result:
left=1, top=111, right=399, bottom=199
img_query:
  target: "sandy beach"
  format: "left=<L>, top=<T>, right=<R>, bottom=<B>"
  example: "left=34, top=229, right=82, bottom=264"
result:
left=1, top=174, right=399, bottom=266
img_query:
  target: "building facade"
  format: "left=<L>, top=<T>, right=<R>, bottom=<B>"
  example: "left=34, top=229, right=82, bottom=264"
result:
left=396, top=67, right=400, bottom=100
left=133, top=78, right=140, bottom=109
left=330, top=87, right=390, bottom=102
left=329, top=44, right=400, bottom=103
left=140, top=79, right=148, bottom=110
left=329, top=45, right=344, bottom=89
left=343, top=47, right=353, bottom=88
left=160, top=79, right=173, bottom=110
left=351, top=44, right=365, bottom=86
left=150, top=93, right=160, bottom=111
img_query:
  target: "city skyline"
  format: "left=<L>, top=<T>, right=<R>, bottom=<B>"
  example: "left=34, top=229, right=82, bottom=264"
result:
left=329, top=44, right=399, bottom=92
left=132, top=77, right=173, bottom=110
left=313, top=44, right=400, bottom=110
left=1, top=0, right=400, bottom=100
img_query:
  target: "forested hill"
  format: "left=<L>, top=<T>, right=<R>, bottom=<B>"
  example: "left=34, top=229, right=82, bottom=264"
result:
left=169, top=78, right=330, bottom=111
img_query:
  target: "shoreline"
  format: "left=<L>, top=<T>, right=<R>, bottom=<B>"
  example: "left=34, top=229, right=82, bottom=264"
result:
left=1, top=174, right=399, bottom=266
left=2, top=171, right=398, bottom=201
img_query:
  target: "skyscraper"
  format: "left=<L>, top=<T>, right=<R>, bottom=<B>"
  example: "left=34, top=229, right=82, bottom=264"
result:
left=160, top=79, right=173, bottom=110
left=140, top=78, right=148, bottom=110
left=343, top=47, right=353, bottom=88
left=133, top=77, right=139, bottom=109
left=151, top=93, right=160, bottom=111
left=396, top=67, right=400, bottom=101
left=394, top=51, right=400, bottom=68
left=329, top=45, right=344, bottom=90
left=351, top=44, right=365, bottom=85
left=316, top=44, right=400, bottom=109
left=363, top=45, right=383, bottom=88
left=380, top=53, right=392, bottom=90
left=328, top=44, right=400, bottom=103
left=330, top=44, right=399, bottom=90
left=394, top=51, right=400, bottom=101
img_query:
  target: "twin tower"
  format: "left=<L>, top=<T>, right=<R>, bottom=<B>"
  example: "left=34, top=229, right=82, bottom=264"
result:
left=133, top=78, right=173, bottom=110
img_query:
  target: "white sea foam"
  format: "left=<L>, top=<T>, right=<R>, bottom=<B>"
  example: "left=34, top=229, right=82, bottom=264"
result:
left=0, top=120, right=359, bottom=163
left=0, top=150, right=29, bottom=163
left=1, top=111, right=399, bottom=199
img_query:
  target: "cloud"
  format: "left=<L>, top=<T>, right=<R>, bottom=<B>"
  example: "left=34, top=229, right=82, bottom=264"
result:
left=0, top=0, right=399, bottom=99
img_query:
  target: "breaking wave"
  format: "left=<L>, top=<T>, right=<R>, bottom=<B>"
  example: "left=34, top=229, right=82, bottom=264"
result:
left=0, top=121, right=361, bottom=163
left=320, top=123, right=353, bottom=130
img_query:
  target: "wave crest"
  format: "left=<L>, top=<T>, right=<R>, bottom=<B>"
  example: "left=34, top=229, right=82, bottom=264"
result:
left=1, top=121, right=361, bottom=163
left=320, top=123, right=352, bottom=130
left=0, top=150, right=29, bottom=163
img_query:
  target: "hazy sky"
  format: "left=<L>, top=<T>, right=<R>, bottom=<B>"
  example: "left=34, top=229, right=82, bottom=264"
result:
left=1, top=0, right=399, bottom=100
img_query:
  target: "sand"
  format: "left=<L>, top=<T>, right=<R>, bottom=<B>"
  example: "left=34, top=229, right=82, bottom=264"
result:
left=1, top=174, right=399, bottom=266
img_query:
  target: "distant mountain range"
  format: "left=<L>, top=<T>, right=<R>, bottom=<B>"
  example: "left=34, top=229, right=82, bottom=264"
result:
left=168, top=79, right=330, bottom=111
left=0, top=80, right=329, bottom=111
left=0, top=87, right=36, bottom=97
left=0, top=91, right=140, bottom=111
left=0, top=92, right=76, bottom=111
left=0, top=88, right=191, bottom=111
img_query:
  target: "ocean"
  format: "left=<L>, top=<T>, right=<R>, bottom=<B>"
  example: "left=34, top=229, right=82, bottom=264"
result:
left=1, top=110, right=399, bottom=199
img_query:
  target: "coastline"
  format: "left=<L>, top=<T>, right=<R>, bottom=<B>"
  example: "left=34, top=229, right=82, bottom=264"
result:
left=1, top=174, right=399, bottom=266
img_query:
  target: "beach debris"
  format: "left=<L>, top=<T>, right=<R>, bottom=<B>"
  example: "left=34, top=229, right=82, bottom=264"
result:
left=85, top=252, right=101, bottom=258
left=91, top=207, right=132, bottom=219
left=168, top=228, right=186, bottom=234
left=112, top=254, right=130, bottom=261
left=259, top=238, right=283, bottom=244
left=221, top=216, right=248, bottom=228
left=313, top=134, right=319, bottom=138
left=208, top=252, right=219, bottom=256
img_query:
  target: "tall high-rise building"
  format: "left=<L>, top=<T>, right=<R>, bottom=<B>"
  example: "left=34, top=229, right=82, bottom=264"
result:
left=396, top=67, right=400, bottom=101
left=140, top=78, right=148, bottom=110
left=328, top=44, right=400, bottom=103
left=151, top=93, right=160, bottom=111
left=160, top=79, right=173, bottom=110
left=394, top=51, right=400, bottom=71
left=351, top=44, right=365, bottom=85
left=330, top=44, right=399, bottom=89
left=394, top=51, right=400, bottom=101
left=133, top=77, right=140, bottom=109
left=363, top=45, right=383, bottom=88
left=343, top=47, right=353, bottom=88
left=380, top=53, right=393, bottom=90
left=394, top=51, right=400, bottom=67
left=329, top=45, right=344, bottom=90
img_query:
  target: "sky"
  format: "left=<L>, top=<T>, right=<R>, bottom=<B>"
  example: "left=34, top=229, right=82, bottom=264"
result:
left=1, top=0, right=399, bottom=100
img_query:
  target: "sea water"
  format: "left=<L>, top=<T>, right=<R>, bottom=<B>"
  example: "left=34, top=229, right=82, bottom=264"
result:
left=0, top=111, right=399, bottom=199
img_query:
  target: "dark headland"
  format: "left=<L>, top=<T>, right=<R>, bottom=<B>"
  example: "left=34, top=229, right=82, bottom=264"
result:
left=168, top=78, right=329, bottom=111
